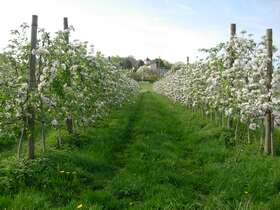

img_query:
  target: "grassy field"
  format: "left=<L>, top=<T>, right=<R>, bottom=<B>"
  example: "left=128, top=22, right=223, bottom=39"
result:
left=1, top=84, right=280, bottom=209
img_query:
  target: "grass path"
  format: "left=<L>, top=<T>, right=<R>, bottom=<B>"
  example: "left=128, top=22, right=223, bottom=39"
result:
left=2, top=88, right=280, bottom=209
left=98, top=92, right=194, bottom=209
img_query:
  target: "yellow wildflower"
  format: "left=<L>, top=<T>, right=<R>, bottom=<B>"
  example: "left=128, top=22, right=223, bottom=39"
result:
left=77, top=204, right=83, bottom=209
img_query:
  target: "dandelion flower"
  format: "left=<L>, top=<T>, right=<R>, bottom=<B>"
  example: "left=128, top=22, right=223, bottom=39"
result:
left=77, top=204, right=83, bottom=209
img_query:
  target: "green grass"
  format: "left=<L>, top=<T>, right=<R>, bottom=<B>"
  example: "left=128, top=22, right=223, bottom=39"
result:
left=139, top=81, right=153, bottom=92
left=1, top=90, right=280, bottom=209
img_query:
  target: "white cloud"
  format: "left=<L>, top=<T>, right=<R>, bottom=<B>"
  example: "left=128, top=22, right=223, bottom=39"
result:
left=0, top=0, right=224, bottom=62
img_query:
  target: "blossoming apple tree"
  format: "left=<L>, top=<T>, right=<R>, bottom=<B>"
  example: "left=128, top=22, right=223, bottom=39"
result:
left=154, top=25, right=279, bottom=155
left=0, top=15, right=139, bottom=159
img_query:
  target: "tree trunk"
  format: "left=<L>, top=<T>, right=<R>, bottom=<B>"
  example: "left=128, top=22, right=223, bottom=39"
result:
left=247, top=125, right=251, bottom=144
left=259, top=120, right=265, bottom=152
left=271, top=115, right=274, bottom=156
left=66, top=116, right=73, bottom=134
left=234, top=120, right=239, bottom=143
left=227, top=117, right=232, bottom=129
left=41, top=120, right=46, bottom=153
left=17, top=127, right=25, bottom=159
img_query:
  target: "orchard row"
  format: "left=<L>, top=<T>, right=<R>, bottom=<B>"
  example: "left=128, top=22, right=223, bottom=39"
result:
left=0, top=15, right=139, bottom=159
left=154, top=24, right=279, bottom=155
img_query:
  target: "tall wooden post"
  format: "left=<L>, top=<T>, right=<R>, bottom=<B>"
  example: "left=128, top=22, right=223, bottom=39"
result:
left=230, top=24, right=236, bottom=38
left=264, top=29, right=273, bottom=155
left=227, top=24, right=236, bottom=129
left=63, top=17, right=71, bottom=86
left=28, top=15, right=38, bottom=159
left=63, top=17, right=73, bottom=134
left=186, top=57, right=190, bottom=72
left=64, top=17, right=69, bottom=43
left=229, top=23, right=236, bottom=65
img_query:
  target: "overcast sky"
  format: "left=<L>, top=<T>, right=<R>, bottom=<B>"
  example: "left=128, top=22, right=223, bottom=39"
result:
left=0, top=0, right=279, bottom=62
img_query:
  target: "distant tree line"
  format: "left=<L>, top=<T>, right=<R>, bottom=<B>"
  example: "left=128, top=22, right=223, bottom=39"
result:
left=109, top=56, right=172, bottom=71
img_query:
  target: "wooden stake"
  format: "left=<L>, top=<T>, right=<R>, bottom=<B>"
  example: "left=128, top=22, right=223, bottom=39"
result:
left=64, top=17, right=69, bottom=43
left=227, top=24, right=236, bottom=129
left=264, top=29, right=273, bottom=155
left=63, top=17, right=74, bottom=134
left=230, top=23, right=236, bottom=38
left=28, top=15, right=38, bottom=159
